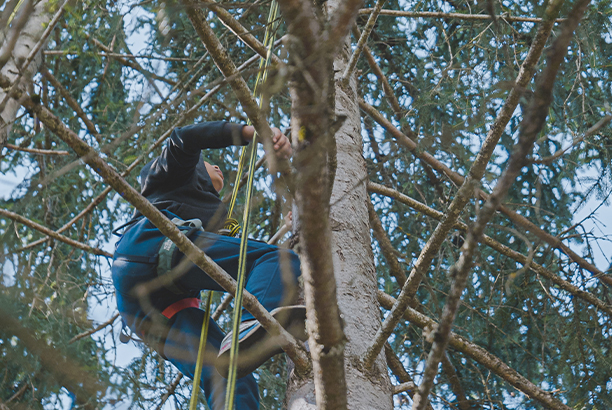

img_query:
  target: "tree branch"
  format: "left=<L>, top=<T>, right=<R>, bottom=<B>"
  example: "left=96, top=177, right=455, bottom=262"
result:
left=384, top=343, right=434, bottom=410
left=200, top=0, right=281, bottom=64
left=341, top=0, right=386, bottom=85
left=155, top=373, right=184, bottom=410
left=352, top=25, right=401, bottom=115
left=377, top=291, right=572, bottom=410
left=43, top=50, right=199, bottom=62
left=90, top=36, right=176, bottom=88
left=0, top=208, right=112, bottom=257
left=367, top=199, right=406, bottom=287
left=533, top=115, right=612, bottom=165
left=183, top=0, right=283, bottom=175
left=69, top=313, right=120, bottom=344
left=358, top=8, right=566, bottom=23
left=40, top=66, right=101, bottom=142
left=4, top=143, right=69, bottom=156
left=360, top=0, right=589, bottom=369
left=441, top=353, right=471, bottom=410
left=367, top=182, right=612, bottom=317
left=411, top=1, right=591, bottom=405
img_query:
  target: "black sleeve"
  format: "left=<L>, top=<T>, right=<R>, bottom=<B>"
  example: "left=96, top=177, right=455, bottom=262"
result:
left=156, top=121, right=247, bottom=180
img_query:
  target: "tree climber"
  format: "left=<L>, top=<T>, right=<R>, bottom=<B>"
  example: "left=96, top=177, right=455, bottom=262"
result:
left=111, top=122, right=307, bottom=409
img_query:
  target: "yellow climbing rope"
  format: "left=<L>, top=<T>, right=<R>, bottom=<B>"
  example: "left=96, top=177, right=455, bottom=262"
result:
left=188, top=291, right=213, bottom=410
left=224, top=3, right=281, bottom=408
left=189, top=2, right=282, bottom=408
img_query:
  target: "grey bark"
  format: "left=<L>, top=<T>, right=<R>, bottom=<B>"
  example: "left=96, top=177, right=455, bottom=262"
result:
left=0, top=0, right=51, bottom=147
left=284, top=3, right=393, bottom=408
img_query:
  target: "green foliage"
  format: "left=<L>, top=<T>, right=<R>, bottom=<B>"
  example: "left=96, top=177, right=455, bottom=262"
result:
left=1, top=0, right=611, bottom=408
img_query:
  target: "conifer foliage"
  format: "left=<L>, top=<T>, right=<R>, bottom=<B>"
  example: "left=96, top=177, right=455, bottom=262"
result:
left=1, top=0, right=611, bottom=408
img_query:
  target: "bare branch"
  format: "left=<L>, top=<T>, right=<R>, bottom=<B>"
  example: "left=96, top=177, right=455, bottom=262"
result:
left=385, top=343, right=434, bottom=410
left=69, top=313, right=120, bottom=344
left=201, top=0, right=281, bottom=64
left=358, top=8, right=567, bottom=23
left=5, top=143, right=69, bottom=156
left=155, top=373, right=184, bottom=410
left=411, top=1, right=591, bottom=405
left=88, top=36, right=173, bottom=98
left=43, top=50, right=199, bottom=62
left=40, top=66, right=101, bottom=142
left=441, top=354, right=471, bottom=410
left=533, top=114, right=612, bottom=164
left=0, top=208, right=112, bottom=257
left=367, top=182, right=612, bottom=317
left=378, top=291, right=572, bottom=410
left=352, top=25, right=401, bottom=115
left=184, top=0, right=283, bottom=175
left=367, top=199, right=406, bottom=287
left=341, top=0, right=386, bottom=85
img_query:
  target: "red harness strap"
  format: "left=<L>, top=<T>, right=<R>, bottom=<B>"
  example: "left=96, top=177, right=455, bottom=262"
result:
left=161, top=298, right=201, bottom=319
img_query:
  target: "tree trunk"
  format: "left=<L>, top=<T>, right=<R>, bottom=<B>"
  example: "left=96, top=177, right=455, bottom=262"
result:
left=0, top=0, right=51, bottom=146
left=285, top=10, right=393, bottom=410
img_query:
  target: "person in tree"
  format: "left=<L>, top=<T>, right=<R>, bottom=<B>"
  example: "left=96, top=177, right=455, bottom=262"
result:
left=111, top=122, right=306, bottom=410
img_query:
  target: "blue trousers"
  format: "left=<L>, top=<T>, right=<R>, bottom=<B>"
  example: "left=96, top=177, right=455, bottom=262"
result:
left=164, top=231, right=301, bottom=409
left=113, top=220, right=301, bottom=410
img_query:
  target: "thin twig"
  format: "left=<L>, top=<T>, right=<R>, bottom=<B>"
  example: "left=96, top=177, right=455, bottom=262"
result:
left=155, top=373, right=184, bottom=410
left=377, top=291, right=572, bottom=410
left=341, top=0, right=387, bottom=85
left=69, top=313, right=120, bottom=344
left=384, top=343, right=434, bottom=410
left=411, top=0, right=590, bottom=405
left=5, top=143, right=69, bottom=156
left=533, top=115, right=612, bottom=165
left=0, top=208, right=112, bottom=257
left=40, top=66, right=101, bottom=142
left=358, top=8, right=566, bottom=23
left=43, top=50, right=199, bottom=62
left=367, top=182, right=612, bottom=317
left=196, top=0, right=281, bottom=64
left=90, top=36, right=176, bottom=88
left=353, top=25, right=401, bottom=115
